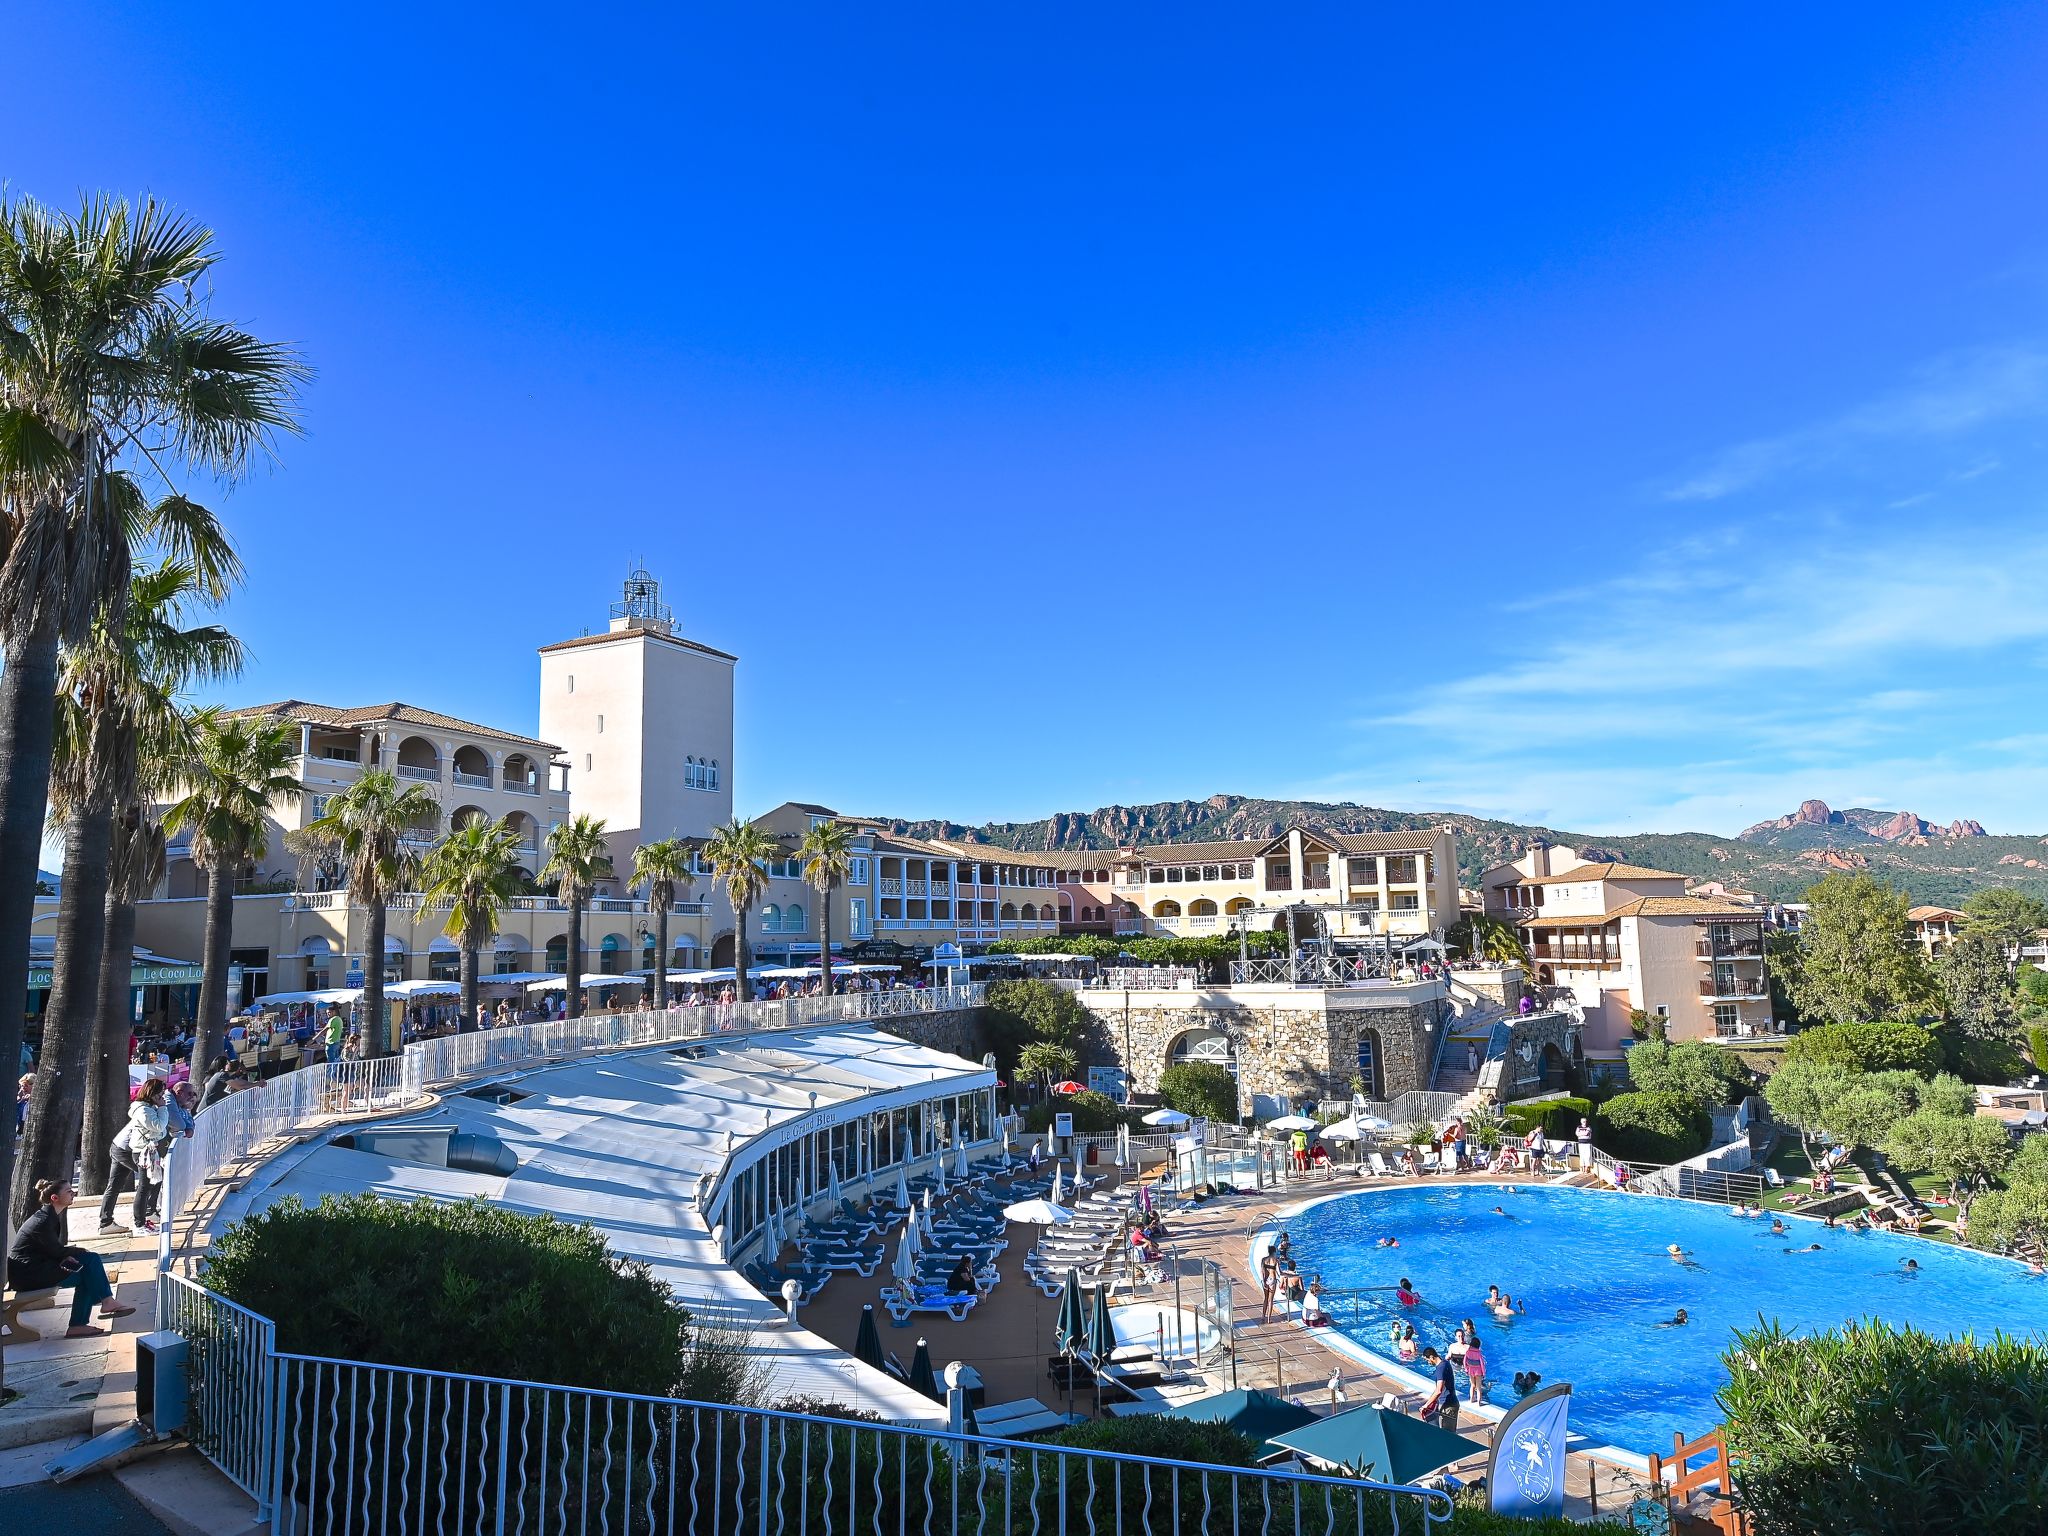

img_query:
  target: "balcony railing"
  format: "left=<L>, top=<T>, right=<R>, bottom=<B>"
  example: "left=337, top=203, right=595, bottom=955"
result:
left=879, top=878, right=903, bottom=895
left=501, top=781, right=541, bottom=797
left=452, top=770, right=494, bottom=790
left=394, top=763, right=441, bottom=781
left=309, top=747, right=360, bottom=764
left=905, top=879, right=927, bottom=896
left=1696, top=938, right=1766, bottom=959
left=1302, top=874, right=1332, bottom=890
left=1700, top=978, right=1770, bottom=999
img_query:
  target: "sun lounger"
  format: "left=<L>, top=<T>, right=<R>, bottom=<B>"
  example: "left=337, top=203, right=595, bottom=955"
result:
left=977, top=1398, right=1081, bottom=1437
left=881, top=1284, right=979, bottom=1323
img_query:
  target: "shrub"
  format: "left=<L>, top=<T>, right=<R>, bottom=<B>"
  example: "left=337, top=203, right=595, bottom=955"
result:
left=1500, top=1096, right=1591, bottom=1141
left=204, top=1193, right=692, bottom=1395
left=2030, top=1025, right=2048, bottom=1073
left=1591, top=1090, right=1710, bottom=1164
left=1720, top=1319, right=2048, bottom=1535
left=1942, top=1028, right=2030, bottom=1084
left=1622, top=1037, right=1746, bottom=1108
left=1023, top=1088, right=1125, bottom=1134
left=1158, top=1060, right=1240, bottom=1122
left=1783, top=1020, right=1942, bottom=1077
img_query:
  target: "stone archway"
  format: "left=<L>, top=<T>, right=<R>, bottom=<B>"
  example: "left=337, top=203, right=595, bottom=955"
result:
left=709, top=931, right=737, bottom=968
left=1537, top=1042, right=1569, bottom=1092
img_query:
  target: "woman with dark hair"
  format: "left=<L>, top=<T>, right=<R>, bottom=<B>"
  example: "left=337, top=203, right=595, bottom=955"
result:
left=100, top=1078, right=172, bottom=1234
left=8, top=1181, right=136, bottom=1337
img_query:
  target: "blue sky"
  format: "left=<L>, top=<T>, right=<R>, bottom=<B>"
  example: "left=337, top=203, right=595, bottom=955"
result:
left=10, top=4, right=2048, bottom=837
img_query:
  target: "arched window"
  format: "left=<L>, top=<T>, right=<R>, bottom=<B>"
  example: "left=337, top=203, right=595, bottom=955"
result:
left=599, top=933, right=624, bottom=974
left=785, top=903, right=805, bottom=933
left=1225, top=897, right=1254, bottom=915
left=1020, top=903, right=1037, bottom=921
left=1189, top=898, right=1218, bottom=917
left=1152, top=899, right=1182, bottom=919
left=999, top=903, right=1018, bottom=921
left=760, top=903, right=781, bottom=932
left=545, top=935, right=568, bottom=972
left=1168, top=1028, right=1237, bottom=1070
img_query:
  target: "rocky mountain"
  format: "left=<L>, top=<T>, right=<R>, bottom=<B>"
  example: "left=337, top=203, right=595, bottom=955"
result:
left=876, top=794, right=2042, bottom=907
left=1738, top=798, right=1989, bottom=847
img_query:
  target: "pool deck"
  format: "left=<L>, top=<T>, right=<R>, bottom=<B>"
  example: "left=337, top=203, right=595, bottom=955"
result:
left=801, top=1157, right=1664, bottom=1521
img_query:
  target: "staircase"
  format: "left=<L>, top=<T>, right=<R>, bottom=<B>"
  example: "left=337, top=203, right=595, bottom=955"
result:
left=1432, top=990, right=1508, bottom=1118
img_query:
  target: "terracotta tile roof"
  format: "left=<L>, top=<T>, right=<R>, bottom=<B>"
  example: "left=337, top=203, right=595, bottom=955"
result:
left=1612, top=897, right=1769, bottom=919
left=536, top=629, right=738, bottom=662
left=1907, top=906, right=1966, bottom=922
left=1521, top=861, right=1687, bottom=886
left=229, top=700, right=559, bottom=753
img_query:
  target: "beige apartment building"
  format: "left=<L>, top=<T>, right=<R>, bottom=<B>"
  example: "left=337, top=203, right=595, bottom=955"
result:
left=1907, top=905, right=1966, bottom=960
left=1495, top=856, right=1773, bottom=1062
left=164, top=701, right=574, bottom=899
left=729, top=803, right=1064, bottom=965
left=1098, top=826, right=1459, bottom=944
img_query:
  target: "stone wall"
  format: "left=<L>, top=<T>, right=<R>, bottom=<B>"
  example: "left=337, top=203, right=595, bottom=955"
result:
left=877, top=1007, right=988, bottom=1064
left=1495, top=1009, right=1579, bottom=1101
left=1073, top=985, right=1450, bottom=1114
left=1450, top=965, right=1525, bottom=1011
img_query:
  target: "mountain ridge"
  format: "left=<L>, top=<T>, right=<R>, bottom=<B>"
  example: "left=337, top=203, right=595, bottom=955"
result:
left=871, top=794, right=2046, bottom=907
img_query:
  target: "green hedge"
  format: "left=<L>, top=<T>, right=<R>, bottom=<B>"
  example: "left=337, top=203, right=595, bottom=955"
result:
left=1158, top=1060, right=1240, bottom=1122
left=204, top=1193, right=690, bottom=1395
left=1720, top=1319, right=2048, bottom=1535
left=1501, top=1097, right=1591, bottom=1141
left=1023, top=1089, right=1128, bottom=1134
left=2030, top=1025, right=2048, bottom=1073
left=1591, top=1090, right=1711, bottom=1164
left=1783, top=1019, right=1943, bottom=1077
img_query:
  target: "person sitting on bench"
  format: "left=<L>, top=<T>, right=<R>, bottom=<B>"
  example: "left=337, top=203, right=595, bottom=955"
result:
left=8, top=1178, right=135, bottom=1338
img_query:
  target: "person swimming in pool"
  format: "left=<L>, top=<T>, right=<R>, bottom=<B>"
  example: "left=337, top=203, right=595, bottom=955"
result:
left=1376, top=1236, right=1400, bottom=1248
left=1787, top=1243, right=1823, bottom=1253
left=1489, top=1292, right=1522, bottom=1321
left=1395, top=1278, right=1422, bottom=1306
left=1485, top=1285, right=1503, bottom=1308
left=1902, top=1258, right=1920, bottom=1273
left=1666, top=1243, right=1704, bottom=1271
left=1491, top=1205, right=1516, bottom=1219
left=1656, top=1308, right=1689, bottom=1327
left=1770, top=1217, right=1786, bottom=1235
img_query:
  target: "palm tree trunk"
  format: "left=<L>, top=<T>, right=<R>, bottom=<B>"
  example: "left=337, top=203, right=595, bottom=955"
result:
left=654, top=901, right=670, bottom=1009
left=15, top=806, right=114, bottom=1225
left=566, top=892, right=585, bottom=1019
left=363, top=900, right=390, bottom=1056
left=0, top=613, right=63, bottom=1220
left=460, top=943, right=479, bottom=1037
left=81, top=889, right=138, bottom=1196
left=736, top=904, right=754, bottom=1003
left=193, top=858, right=239, bottom=1079
left=818, top=885, right=835, bottom=996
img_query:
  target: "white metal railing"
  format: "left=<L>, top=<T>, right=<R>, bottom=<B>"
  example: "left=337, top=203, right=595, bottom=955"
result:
left=501, top=780, right=540, bottom=796
left=156, top=1266, right=1450, bottom=1534
left=161, top=988, right=986, bottom=1241
left=394, top=763, right=440, bottom=781
left=1101, top=966, right=1201, bottom=990
left=451, top=770, right=493, bottom=789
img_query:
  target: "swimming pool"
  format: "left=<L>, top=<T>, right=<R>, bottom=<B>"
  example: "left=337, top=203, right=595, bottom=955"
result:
left=1272, top=1183, right=2045, bottom=1455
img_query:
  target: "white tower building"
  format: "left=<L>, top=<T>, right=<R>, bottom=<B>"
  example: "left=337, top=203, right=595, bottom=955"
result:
left=538, top=570, right=736, bottom=876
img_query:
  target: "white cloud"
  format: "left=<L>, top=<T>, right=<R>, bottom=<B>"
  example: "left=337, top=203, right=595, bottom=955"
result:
left=1663, top=345, right=2048, bottom=502
left=1313, top=515, right=2048, bottom=836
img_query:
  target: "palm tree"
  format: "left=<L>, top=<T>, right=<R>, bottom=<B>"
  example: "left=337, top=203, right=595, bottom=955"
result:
left=18, top=560, right=238, bottom=1218
left=287, top=771, right=441, bottom=1058
left=418, top=821, right=525, bottom=1038
left=83, top=796, right=166, bottom=1195
left=705, top=819, right=777, bottom=1004
left=541, top=816, right=612, bottom=1020
left=164, top=713, right=303, bottom=1083
left=0, top=194, right=304, bottom=1209
left=797, top=819, right=854, bottom=997
left=632, top=838, right=694, bottom=1009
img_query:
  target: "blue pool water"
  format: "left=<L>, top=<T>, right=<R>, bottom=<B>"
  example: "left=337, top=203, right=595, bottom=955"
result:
left=1278, top=1184, right=2045, bottom=1454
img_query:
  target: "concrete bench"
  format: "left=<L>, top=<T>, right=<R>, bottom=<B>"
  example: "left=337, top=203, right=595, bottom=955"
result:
left=1, top=1285, right=63, bottom=1343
